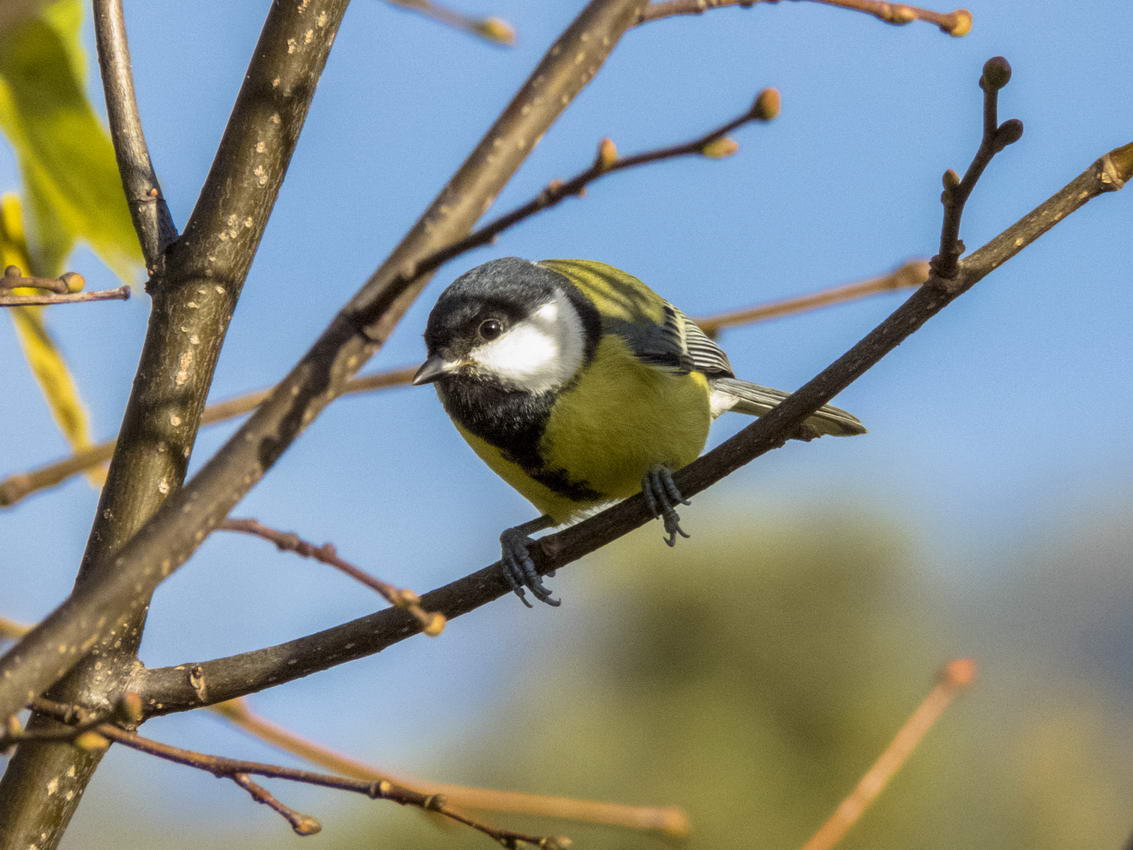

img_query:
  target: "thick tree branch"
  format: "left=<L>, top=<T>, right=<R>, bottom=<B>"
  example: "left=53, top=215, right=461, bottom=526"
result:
left=0, top=260, right=923, bottom=506
left=93, top=0, right=177, bottom=270
left=801, top=659, right=977, bottom=850
left=136, top=137, right=1133, bottom=714
left=0, top=0, right=649, bottom=728
left=0, top=1, right=351, bottom=842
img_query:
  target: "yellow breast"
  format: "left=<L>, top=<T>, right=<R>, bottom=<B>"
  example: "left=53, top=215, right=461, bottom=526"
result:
left=457, top=334, right=711, bottom=524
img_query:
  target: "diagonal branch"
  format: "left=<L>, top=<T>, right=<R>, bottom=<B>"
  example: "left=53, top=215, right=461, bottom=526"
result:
left=0, top=0, right=651, bottom=727
left=801, top=659, right=977, bottom=850
left=135, top=132, right=1133, bottom=714
left=93, top=0, right=178, bottom=270
left=383, top=0, right=517, bottom=46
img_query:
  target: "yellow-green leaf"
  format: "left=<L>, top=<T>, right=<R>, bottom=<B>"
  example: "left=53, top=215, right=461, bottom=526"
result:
left=0, top=0, right=140, bottom=279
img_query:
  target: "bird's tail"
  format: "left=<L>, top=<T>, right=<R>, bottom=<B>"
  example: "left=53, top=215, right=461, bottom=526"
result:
left=710, top=377, right=866, bottom=437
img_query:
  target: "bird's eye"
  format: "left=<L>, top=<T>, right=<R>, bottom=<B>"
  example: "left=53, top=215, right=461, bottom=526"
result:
left=478, top=318, right=503, bottom=340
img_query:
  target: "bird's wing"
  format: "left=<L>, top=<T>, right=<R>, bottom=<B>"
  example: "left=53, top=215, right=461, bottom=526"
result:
left=629, top=303, right=734, bottom=378
left=675, top=306, right=733, bottom=377
left=536, top=258, right=734, bottom=377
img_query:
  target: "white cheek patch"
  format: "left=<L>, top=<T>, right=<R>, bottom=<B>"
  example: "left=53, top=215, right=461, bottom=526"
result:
left=470, top=291, right=585, bottom=394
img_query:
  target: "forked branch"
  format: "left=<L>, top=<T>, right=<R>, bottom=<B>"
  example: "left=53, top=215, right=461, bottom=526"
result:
left=27, top=698, right=567, bottom=848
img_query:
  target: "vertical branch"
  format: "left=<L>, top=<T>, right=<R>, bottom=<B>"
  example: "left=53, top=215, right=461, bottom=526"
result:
left=92, top=0, right=177, bottom=270
left=0, top=1, right=352, bottom=845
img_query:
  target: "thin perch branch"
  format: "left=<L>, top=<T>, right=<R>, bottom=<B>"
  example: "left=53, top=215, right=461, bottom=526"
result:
left=800, top=659, right=977, bottom=850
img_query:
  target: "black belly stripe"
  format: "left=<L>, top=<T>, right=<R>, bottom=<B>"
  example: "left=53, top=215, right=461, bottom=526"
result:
left=438, top=378, right=602, bottom=502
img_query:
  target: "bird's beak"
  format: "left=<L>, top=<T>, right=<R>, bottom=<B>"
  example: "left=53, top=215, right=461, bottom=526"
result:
left=412, top=353, right=459, bottom=386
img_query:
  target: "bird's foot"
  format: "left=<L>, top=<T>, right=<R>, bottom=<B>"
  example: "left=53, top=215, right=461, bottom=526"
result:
left=642, top=464, right=692, bottom=547
left=500, top=519, right=559, bottom=608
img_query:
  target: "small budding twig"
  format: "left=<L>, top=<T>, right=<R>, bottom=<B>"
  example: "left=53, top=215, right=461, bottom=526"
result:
left=639, top=0, right=972, bottom=37
left=0, top=265, right=83, bottom=294
left=931, top=56, right=1023, bottom=286
left=389, top=88, right=782, bottom=289
left=218, top=517, right=445, bottom=636
left=382, top=0, right=516, bottom=45
left=800, top=659, right=977, bottom=850
left=232, top=772, right=322, bottom=836
left=29, top=696, right=566, bottom=847
left=0, top=265, right=128, bottom=307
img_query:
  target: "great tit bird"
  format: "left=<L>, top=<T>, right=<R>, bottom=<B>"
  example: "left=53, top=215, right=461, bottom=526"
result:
left=413, top=257, right=865, bottom=607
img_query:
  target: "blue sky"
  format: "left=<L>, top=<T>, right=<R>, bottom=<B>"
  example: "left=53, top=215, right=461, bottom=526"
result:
left=1, top=0, right=1131, bottom=843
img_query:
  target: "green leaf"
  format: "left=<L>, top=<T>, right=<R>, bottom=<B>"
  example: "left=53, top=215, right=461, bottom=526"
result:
left=0, top=0, right=141, bottom=279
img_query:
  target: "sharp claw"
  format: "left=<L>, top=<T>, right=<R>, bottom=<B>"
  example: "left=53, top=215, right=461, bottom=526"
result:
left=659, top=468, right=690, bottom=506
left=501, top=525, right=558, bottom=607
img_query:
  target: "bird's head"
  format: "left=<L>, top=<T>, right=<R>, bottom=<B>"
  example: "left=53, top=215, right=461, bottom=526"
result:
left=413, top=257, right=592, bottom=395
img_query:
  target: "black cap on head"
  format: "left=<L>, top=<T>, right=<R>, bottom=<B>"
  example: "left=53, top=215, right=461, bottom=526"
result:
left=423, top=257, right=562, bottom=358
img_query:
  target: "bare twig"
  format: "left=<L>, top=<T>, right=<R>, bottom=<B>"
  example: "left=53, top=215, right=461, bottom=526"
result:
left=0, top=286, right=131, bottom=308
left=218, top=518, right=445, bottom=636
left=135, top=101, right=1133, bottom=715
left=639, top=0, right=972, bottom=36
left=93, top=0, right=177, bottom=270
left=376, top=87, right=782, bottom=303
left=932, top=57, right=1023, bottom=285
left=0, top=265, right=84, bottom=294
left=29, top=697, right=567, bottom=848
left=382, top=0, right=516, bottom=45
left=694, top=259, right=928, bottom=336
left=232, top=772, right=322, bottom=836
left=800, top=659, right=977, bottom=850
left=215, top=697, right=690, bottom=838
